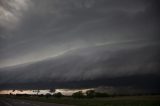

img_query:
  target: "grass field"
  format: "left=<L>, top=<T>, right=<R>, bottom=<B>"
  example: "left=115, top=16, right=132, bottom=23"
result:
left=9, top=95, right=160, bottom=106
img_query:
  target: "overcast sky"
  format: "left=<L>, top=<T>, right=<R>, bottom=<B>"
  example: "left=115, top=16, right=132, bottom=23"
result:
left=0, top=0, right=160, bottom=90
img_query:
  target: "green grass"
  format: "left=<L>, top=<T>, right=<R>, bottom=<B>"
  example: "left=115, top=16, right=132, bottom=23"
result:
left=9, top=95, right=160, bottom=106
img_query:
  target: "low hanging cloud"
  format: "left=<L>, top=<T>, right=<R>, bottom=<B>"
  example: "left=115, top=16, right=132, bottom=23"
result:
left=0, top=41, right=159, bottom=89
left=0, top=0, right=160, bottom=91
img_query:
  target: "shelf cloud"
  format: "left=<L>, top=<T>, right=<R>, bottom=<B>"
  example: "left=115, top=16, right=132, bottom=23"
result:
left=0, top=0, right=159, bottom=91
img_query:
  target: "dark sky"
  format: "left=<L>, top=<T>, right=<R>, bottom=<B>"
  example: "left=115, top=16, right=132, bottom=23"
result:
left=0, top=0, right=160, bottom=90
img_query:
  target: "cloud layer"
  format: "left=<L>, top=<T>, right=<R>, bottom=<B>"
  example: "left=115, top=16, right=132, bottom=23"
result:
left=0, top=0, right=160, bottom=90
left=0, top=0, right=31, bottom=30
left=0, top=41, right=159, bottom=89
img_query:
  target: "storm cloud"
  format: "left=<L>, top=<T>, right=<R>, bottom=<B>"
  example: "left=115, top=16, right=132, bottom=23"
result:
left=0, top=0, right=160, bottom=90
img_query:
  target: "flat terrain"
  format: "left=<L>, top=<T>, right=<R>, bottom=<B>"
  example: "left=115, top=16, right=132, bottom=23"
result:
left=0, top=98, right=73, bottom=106
left=1, top=95, right=160, bottom=106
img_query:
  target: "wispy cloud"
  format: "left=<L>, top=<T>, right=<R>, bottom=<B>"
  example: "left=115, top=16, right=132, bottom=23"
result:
left=0, top=0, right=31, bottom=30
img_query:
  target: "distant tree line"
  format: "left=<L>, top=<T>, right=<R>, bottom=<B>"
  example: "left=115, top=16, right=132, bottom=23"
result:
left=8, top=90, right=110, bottom=99
left=5, top=89, right=159, bottom=99
left=72, top=90, right=110, bottom=98
left=13, top=92, right=64, bottom=98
